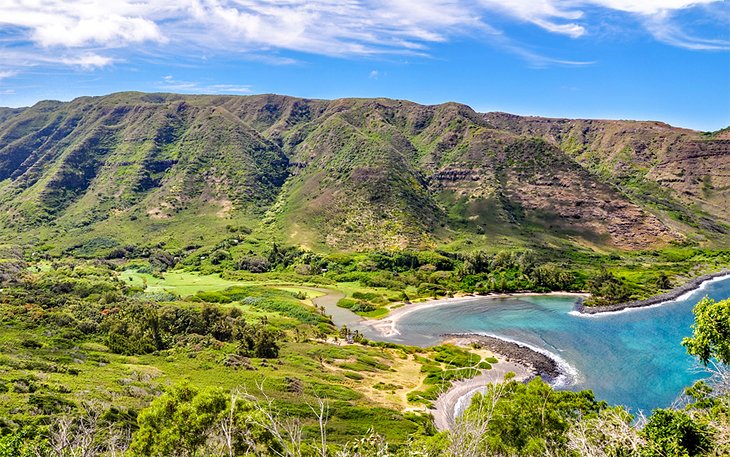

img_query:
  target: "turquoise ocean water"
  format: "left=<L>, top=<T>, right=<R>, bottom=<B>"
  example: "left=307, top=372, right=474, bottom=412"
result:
left=372, top=276, right=730, bottom=413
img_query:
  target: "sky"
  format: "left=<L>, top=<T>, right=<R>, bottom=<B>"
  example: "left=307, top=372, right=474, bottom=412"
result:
left=0, top=1, right=728, bottom=131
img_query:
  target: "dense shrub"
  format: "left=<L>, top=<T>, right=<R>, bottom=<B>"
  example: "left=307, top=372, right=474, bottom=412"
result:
left=337, top=298, right=376, bottom=313
left=586, top=269, right=632, bottom=305
left=641, top=409, right=712, bottom=457
left=237, top=256, right=270, bottom=273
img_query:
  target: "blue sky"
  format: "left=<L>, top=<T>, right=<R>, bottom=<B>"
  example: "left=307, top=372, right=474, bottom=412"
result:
left=0, top=1, right=728, bottom=131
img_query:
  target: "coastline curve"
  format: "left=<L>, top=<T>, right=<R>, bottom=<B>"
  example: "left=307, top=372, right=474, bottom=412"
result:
left=431, top=332, right=580, bottom=431
left=577, top=270, right=730, bottom=316
left=441, top=332, right=579, bottom=388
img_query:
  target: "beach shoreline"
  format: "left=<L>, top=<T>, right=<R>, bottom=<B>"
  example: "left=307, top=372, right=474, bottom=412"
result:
left=578, top=270, right=730, bottom=315
left=363, top=291, right=587, bottom=337
left=430, top=334, right=569, bottom=431
left=358, top=269, right=730, bottom=328
left=353, top=271, right=730, bottom=431
left=430, top=357, right=533, bottom=431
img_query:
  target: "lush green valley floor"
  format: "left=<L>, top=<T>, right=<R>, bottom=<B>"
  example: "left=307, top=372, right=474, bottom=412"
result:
left=1, top=243, right=729, bottom=456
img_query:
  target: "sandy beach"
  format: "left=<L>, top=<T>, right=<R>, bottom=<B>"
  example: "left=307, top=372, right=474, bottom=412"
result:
left=431, top=357, right=533, bottom=431
left=364, top=291, right=588, bottom=338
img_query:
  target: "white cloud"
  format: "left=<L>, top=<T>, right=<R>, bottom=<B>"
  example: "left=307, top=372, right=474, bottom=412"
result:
left=0, top=0, right=725, bottom=72
left=0, top=47, right=113, bottom=70
left=157, top=75, right=251, bottom=94
left=590, top=1, right=719, bottom=15
left=33, top=16, right=162, bottom=48
left=0, top=1, right=165, bottom=48
left=369, top=70, right=379, bottom=79
left=643, top=9, right=730, bottom=50
left=475, top=0, right=724, bottom=40
left=60, top=53, right=114, bottom=69
left=0, top=70, right=17, bottom=79
left=477, top=0, right=586, bottom=37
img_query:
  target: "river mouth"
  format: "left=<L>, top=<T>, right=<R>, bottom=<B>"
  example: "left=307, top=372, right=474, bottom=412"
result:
left=336, top=277, right=730, bottom=414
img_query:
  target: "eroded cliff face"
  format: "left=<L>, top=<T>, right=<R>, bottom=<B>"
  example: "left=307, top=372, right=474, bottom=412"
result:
left=649, top=139, right=730, bottom=217
left=0, top=92, right=722, bottom=251
left=484, top=112, right=730, bottom=238
left=426, top=136, right=679, bottom=249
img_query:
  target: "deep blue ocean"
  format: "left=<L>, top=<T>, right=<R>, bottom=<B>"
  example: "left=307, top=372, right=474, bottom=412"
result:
left=375, top=276, right=730, bottom=413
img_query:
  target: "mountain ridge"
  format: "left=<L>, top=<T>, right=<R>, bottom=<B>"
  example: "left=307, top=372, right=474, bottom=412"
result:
left=0, top=92, right=727, bottom=254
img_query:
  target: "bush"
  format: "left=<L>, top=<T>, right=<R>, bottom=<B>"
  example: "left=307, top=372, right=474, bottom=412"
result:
left=344, top=371, right=364, bottom=380
left=417, top=283, right=446, bottom=296
left=209, top=250, right=230, bottom=265
left=19, top=339, right=42, bottom=349
left=361, top=273, right=405, bottom=290
left=586, top=269, right=631, bottom=305
left=28, top=393, right=75, bottom=415
left=236, top=256, right=270, bottom=273
left=642, top=409, right=712, bottom=457
left=337, top=298, right=376, bottom=313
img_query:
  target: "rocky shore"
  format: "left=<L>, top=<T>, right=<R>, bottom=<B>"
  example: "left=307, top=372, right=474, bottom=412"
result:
left=579, top=270, right=730, bottom=315
left=441, top=333, right=562, bottom=383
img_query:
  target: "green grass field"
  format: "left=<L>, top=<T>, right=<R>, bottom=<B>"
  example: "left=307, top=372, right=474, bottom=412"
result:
left=120, top=270, right=256, bottom=296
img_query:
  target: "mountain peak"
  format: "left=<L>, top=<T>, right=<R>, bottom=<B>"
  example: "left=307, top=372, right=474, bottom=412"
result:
left=0, top=92, right=725, bottom=253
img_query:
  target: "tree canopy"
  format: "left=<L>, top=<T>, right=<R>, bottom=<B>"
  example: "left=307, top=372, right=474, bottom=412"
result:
left=683, top=297, right=730, bottom=365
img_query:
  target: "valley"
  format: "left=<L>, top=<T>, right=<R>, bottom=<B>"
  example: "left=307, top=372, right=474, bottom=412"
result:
left=1, top=93, right=729, bottom=456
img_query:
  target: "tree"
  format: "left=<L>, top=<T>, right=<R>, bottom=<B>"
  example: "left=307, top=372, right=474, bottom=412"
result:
left=130, top=383, right=284, bottom=457
left=254, top=327, right=280, bottom=359
left=130, top=383, right=228, bottom=456
left=641, top=409, right=712, bottom=457
left=682, top=297, right=730, bottom=365
left=587, top=269, right=631, bottom=305
left=566, top=407, right=645, bottom=457
left=656, top=272, right=672, bottom=290
left=0, top=430, right=44, bottom=457
left=530, top=263, right=573, bottom=291
left=464, top=377, right=606, bottom=456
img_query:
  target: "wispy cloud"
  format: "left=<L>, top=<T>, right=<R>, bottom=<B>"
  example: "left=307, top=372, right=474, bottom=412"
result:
left=643, top=9, right=730, bottom=50
left=60, top=53, right=114, bottom=69
left=157, top=75, right=251, bottom=94
left=0, top=0, right=725, bottom=74
left=477, top=1, right=729, bottom=49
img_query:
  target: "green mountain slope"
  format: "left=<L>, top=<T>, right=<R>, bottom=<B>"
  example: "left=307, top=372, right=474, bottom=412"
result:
left=485, top=112, right=730, bottom=235
left=0, top=92, right=725, bottom=253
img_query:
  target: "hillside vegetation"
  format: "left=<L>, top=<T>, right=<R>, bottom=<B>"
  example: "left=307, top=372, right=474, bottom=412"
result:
left=2, top=93, right=730, bottom=455
left=0, top=249, right=728, bottom=456
left=2, top=93, right=728, bottom=255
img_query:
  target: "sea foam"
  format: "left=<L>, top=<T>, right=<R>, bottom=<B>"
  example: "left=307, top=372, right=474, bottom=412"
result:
left=472, top=332, right=580, bottom=388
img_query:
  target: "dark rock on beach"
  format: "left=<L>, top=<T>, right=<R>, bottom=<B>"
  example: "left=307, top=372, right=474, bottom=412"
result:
left=442, top=333, right=562, bottom=382
left=579, top=270, right=730, bottom=314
